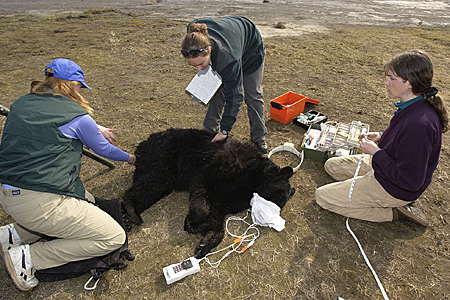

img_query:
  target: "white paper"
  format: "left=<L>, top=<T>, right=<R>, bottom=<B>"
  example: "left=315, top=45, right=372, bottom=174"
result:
left=186, top=65, right=222, bottom=105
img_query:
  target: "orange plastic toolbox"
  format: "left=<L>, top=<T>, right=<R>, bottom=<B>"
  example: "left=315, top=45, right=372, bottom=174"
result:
left=270, top=91, right=320, bottom=124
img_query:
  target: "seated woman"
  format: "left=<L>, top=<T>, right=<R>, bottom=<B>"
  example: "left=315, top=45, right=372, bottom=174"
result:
left=0, top=58, right=136, bottom=291
left=315, top=50, right=449, bottom=226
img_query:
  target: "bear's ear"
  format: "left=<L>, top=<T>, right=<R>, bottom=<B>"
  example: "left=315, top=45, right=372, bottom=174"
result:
left=280, top=166, right=294, bottom=179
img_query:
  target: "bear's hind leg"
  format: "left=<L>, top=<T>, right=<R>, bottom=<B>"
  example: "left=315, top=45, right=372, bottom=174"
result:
left=123, top=170, right=176, bottom=225
left=122, top=195, right=143, bottom=226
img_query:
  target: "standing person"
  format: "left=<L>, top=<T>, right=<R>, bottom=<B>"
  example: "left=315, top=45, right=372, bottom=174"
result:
left=315, top=50, right=448, bottom=226
left=181, top=16, right=268, bottom=154
left=0, top=58, right=136, bottom=291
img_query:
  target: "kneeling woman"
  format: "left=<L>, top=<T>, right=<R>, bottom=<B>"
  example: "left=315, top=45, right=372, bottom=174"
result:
left=0, top=59, right=136, bottom=291
left=315, top=50, right=448, bottom=226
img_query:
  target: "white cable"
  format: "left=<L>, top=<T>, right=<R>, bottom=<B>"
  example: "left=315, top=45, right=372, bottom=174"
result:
left=347, top=154, right=390, bottom=300
left=200, top=211, right=260, bottom=268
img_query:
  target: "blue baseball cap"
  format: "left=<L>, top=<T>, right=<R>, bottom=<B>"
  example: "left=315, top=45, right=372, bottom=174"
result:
left=44, top=58, right=92, bottom=90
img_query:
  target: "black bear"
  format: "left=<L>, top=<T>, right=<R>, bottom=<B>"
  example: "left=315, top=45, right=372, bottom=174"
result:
left=122, top=128, right=295, bottom=258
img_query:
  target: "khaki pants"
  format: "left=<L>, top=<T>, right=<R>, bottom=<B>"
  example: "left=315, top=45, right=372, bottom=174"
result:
left=0, top=187, right=125, bottom=270
left=315, top=155, right=411, bottom=222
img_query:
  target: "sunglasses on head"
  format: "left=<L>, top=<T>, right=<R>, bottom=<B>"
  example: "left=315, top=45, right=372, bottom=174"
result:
left=180, top=48, right=208, bottom=58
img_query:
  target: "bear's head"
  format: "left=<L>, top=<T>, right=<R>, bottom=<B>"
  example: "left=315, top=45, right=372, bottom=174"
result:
left=257, top=165, right=295, bottom=209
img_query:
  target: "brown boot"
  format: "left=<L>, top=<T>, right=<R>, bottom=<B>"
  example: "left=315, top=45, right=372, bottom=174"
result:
left=395, top=205, right=428, bottom=227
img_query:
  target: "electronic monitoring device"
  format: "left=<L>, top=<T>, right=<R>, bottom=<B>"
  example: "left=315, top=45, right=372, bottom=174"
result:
left=163, top=257, right=201, bottom=284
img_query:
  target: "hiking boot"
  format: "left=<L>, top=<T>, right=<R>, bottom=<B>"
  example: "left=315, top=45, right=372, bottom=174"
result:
left=396, top=204, right=428, bottom=227
left=253, top=140, right=268, bottom=154
left=0, top=224, right=22, bottom=252
left=3, top=244, right=39, bottom=291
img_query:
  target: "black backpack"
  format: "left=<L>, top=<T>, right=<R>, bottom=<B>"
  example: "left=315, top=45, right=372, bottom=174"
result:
left=34, top=197, right=135, bottom=290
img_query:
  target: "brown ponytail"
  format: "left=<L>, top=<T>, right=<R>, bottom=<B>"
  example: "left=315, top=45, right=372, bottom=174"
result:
left=181, top=22, right=211, bottom=56
left=188, top=23, right=209, bottom=36
left=424, top=94, right=449, bottom=133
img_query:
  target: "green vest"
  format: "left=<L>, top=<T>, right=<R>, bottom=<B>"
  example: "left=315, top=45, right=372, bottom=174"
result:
left=0, top=92, right=88, bottom=199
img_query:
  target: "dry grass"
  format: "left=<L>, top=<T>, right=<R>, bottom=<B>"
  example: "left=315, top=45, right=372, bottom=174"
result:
left=0, top=10, right=449, bottom=300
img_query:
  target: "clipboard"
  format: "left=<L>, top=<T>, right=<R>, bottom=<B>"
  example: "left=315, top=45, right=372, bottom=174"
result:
left=186, top=65, right=222, bottom=105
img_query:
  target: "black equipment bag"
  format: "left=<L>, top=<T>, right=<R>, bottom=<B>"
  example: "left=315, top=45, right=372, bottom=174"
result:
left=34, top=198, right=135, bottom=284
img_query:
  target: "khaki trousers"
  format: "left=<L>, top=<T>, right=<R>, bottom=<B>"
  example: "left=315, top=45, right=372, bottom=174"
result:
left=0, top=187, right=125, bottom=270
left=315, top=155, right=411, bottom=222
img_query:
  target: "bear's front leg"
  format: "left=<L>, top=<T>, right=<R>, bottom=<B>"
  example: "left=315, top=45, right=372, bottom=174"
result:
left=184, top=199, right=210, bottom=234
left=193, top=212, right=225, bottom=258
left=194, top=229, right=225, bottom=259
left=184, top=178, right=210, bottom=234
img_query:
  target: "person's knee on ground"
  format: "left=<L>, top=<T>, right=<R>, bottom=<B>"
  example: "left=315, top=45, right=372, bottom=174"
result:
left=315, top=185, right=332, bottom=211
left=102, top=226, right=126, bottom=253
left=82, top=216, right=126, bottom=257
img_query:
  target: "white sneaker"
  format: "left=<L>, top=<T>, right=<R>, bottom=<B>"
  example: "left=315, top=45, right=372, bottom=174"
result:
left=3, top=244, right=39, bottom=291
left=0, top=224, right=23, bottom=252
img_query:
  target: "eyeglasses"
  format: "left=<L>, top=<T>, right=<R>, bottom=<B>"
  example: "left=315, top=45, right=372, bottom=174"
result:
left=180, top=48, right=208, bottom=58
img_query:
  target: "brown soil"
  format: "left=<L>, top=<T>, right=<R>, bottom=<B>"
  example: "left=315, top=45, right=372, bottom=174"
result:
left=0, top=7, right=449, bottom=300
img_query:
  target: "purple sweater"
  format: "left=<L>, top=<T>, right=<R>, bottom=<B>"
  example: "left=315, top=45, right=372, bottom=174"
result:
left=372, top=100, right=442, bottom=201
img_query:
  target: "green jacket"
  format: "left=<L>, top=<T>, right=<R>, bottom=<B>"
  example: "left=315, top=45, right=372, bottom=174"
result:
left=189, top=16, right=265, bottom=132
left=0, top=92, right=88, bottom=199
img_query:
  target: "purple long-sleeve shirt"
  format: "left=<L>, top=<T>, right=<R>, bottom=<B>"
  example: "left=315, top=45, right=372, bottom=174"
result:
left=58, top=114, right=130, bottom=162
left=372, top=100, right=442, bottom=201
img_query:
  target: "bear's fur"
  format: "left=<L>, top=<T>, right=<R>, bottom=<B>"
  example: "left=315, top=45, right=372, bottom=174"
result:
left=122, top=128, right=295, bottom=258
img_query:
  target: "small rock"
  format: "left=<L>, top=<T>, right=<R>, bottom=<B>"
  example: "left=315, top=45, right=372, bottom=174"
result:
left=274, top=22, right=286, bottom=29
